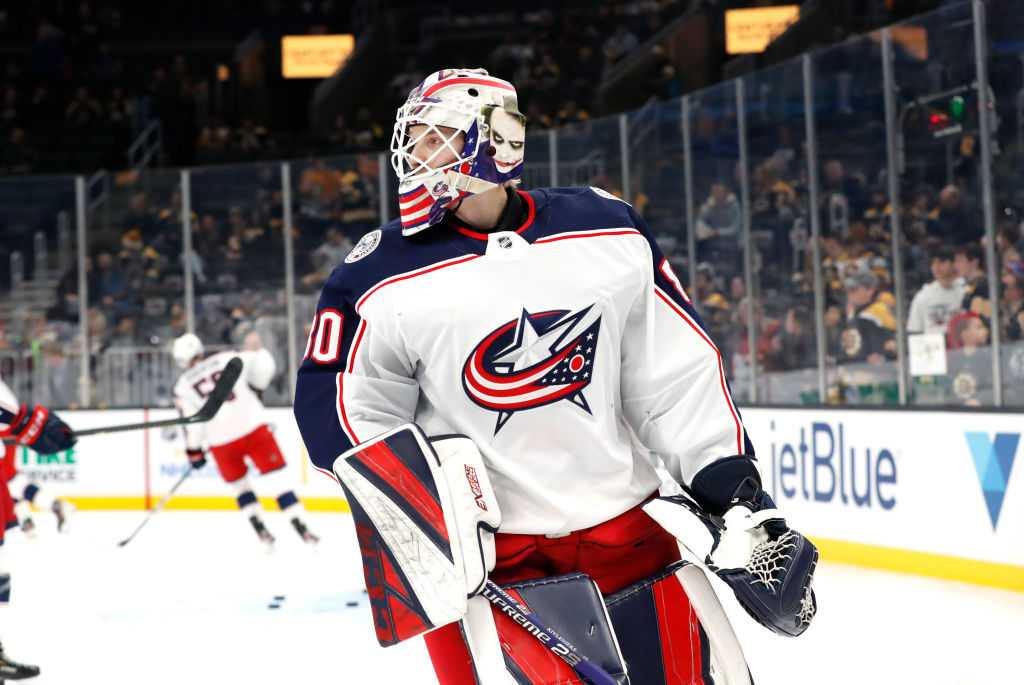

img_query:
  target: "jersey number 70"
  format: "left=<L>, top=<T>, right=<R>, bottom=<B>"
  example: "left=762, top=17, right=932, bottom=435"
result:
left=304, top=309, right=344, bottom=365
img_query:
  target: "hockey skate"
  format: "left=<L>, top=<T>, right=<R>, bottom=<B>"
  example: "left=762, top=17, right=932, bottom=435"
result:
left=290, top=517, right=319, bottom=545
left=0, top=643, right=41, bottom=681
left=248, top=515, right=276, bottom=549
left=52, top=499, right=74, bottom=533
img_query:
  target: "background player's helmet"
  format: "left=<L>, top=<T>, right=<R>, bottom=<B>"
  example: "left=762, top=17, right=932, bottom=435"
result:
left=171, top=333, right=204, bottom=368
left=390, top=68, right=527, bottom=236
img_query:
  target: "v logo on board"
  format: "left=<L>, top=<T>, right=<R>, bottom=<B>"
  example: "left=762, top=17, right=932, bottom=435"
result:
left=964, top=432, right=1020, bottom=529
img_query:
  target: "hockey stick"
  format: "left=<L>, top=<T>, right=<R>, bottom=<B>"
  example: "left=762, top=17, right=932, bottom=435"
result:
left=481, top=580, right=619, bottom=685
left=3, top=357, right=243, bottom=445
left=77, top=356, right=243, bottom=438
left=116, top=466, right=194, bottom=547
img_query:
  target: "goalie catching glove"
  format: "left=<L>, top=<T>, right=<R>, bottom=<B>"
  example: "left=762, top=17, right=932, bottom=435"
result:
left=333, top=424, right=500, bottom=647
left=644, top=457, right=818, bottom=637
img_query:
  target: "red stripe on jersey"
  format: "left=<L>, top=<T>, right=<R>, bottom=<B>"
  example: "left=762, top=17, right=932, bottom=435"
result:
left=356, top=254, right=482, bottom=313
left=335, top=372, right=359, bottom=445
left=312, top=464, right=339, bottom=483
left=654, top=288, right=743, bottom=454
left=422, top=77, right=515, bottom=98
left=347, top=319, right=367, bottom=374
left=355, top=441, right=448, bottom=544
left=451, top=190, right=536, bottom=241
left=533, top=228, right=642, bottom=244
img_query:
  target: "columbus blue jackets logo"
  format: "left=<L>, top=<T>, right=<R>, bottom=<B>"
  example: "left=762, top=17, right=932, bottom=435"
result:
left=462, top=306, right=601, bottom=434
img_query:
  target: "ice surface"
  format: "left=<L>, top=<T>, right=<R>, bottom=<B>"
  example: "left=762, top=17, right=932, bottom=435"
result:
left=4, top=511, right=1022, bottom=684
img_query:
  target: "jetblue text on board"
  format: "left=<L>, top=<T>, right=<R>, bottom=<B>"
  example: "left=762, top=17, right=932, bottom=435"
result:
left=766, top=420, right=897, bottom=510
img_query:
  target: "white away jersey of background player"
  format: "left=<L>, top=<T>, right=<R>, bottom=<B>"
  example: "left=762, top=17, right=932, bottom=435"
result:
left=173, top=349, right=276, bottom=449
left=294, top=187, right=754, bottom=535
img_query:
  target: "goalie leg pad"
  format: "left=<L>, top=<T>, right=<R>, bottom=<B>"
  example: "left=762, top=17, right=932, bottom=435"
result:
left=426, top=573, right=628, bottom=685
left=605, top=562, right=714, bottom=685
left=334, top=424, right=501, bottom=647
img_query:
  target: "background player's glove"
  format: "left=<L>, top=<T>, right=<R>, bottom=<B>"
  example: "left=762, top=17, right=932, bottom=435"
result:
left=186, top=448, right=207, bottom=470
left=2, top=404, right=77, bottom=454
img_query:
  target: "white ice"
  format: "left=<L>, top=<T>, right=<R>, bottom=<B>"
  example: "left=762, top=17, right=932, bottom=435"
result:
left=4, top=510, right=1023, bottom=685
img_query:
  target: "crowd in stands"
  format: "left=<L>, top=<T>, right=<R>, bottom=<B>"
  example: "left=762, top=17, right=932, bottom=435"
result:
left=660, top=127, right=1024, bottom=405
left=0, top=151, right=385, bottom=406
left=3, top=0, right=1024, bottom=410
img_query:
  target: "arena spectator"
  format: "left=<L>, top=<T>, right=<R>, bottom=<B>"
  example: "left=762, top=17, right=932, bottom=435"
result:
left=106, top=316, right=140, bottom=348
left=931, top=184, right=976, bottom=244
left=301, top=227, right=352, bottom=289
left=65, top=87, right=103, bottom=129
left=603, top=24, right=638, bottom=67
left=822, top=159, right=867, bottom=227
left=0, top=127, right=37, bottom=174
left=906, top=246, right=964, bottom=335
left=771, top=304, right=817, bottom=371
left=954, top=243, right=990, bottom=317
left=945, top=311, right=991, bottom=406
left=1002, top=269, right=1024, bottom=342
left=839, top=269, right=895, bottom=365
left=695, top=182, right=741, bottom=269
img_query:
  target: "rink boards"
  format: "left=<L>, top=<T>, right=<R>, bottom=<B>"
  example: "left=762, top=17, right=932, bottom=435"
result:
left=15, top=406, right=1023, bottom=592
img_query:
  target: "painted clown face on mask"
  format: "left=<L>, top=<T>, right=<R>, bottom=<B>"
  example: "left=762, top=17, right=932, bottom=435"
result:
left=483, top=105, right=526, bottom=174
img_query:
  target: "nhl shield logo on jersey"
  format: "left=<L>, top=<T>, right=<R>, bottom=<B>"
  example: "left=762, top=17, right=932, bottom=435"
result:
left=462, top=305, right=601, bottom=434
left=345, top=230, right=382, bottom=263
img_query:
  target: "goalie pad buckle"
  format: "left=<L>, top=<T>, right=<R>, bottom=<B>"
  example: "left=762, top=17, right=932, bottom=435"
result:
left=334, top=424, right=501, bottom=646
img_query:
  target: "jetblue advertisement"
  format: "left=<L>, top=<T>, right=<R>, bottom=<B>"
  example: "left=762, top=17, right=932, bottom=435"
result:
left=741, top=407, right=1023, bottom=567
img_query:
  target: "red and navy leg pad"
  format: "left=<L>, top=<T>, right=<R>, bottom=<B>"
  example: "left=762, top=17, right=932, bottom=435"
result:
left=334, top=425, right=501, bottom=649
left=492, top=573, right=628, bottom=685
left=345, top=493, right=437, bottom=646
left=605, top=562, right=713, bottom=685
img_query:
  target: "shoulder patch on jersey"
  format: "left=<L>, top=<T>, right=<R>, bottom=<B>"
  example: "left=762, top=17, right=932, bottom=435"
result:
left=589, top=186, right=632, bottom=207
left=345, top=230, right=382, bottom=263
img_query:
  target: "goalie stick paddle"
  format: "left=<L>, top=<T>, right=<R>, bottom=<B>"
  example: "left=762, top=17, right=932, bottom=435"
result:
left=481, top=580, right=619, bottom=685
left=76, top=356, right=243, bottom=438
left=116, top=465, right=194, bottom=547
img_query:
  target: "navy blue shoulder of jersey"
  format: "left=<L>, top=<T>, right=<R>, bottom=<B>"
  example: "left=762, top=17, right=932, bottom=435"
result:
left=323, top=186, right=641, bottom=306
left=529, top=186, right=639, bottom=238
left=321, top=218, right=472, bottom=307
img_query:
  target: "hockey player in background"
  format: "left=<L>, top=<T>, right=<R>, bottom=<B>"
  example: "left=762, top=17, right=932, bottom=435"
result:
left=295, top=68, right=817, bottom=684
left=172, top=333, right=318, bottom=548
left=1, top=374, right=77, bottom=681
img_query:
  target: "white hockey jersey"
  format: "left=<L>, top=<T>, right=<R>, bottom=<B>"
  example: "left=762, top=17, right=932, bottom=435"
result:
left=294, top=187, right=753, bottom=535
left=173, top=349, right=276, bottom=449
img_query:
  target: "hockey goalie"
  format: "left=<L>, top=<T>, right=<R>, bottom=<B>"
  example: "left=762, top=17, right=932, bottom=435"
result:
left=294, top=68, right=817, bottom=684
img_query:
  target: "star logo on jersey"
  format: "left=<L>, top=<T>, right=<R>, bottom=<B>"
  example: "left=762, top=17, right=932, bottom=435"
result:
left=462, top=306, right=601, bottom=434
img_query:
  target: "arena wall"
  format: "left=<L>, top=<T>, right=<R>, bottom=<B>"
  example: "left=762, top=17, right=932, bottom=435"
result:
left=25, top=407, right=1023, bottom=592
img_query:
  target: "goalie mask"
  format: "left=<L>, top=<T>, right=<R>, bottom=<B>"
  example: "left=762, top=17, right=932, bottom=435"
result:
left=390, top=68, right=527, bottom=236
